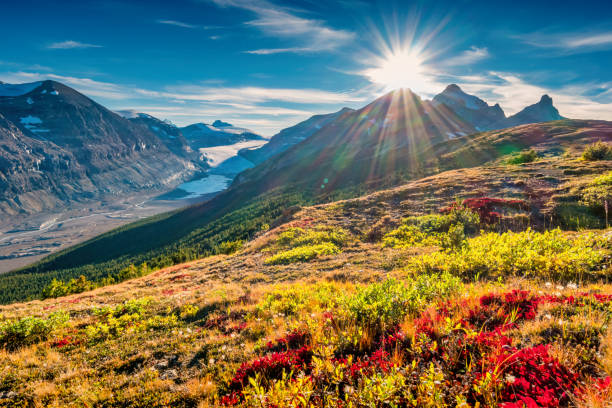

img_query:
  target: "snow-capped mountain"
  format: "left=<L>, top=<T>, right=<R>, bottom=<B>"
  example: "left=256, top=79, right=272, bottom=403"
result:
left=0, top=80, right=204, bottom=215
left=180, top=120, right=265, bottom=150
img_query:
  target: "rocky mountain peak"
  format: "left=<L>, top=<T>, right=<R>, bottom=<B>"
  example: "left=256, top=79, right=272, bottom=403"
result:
left=539, top=94, right=553, bottom=105
left=212, top=120, right=233, bottom=128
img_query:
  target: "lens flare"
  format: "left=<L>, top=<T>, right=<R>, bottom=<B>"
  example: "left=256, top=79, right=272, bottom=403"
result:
left=364, top=49, right=427, bottom=91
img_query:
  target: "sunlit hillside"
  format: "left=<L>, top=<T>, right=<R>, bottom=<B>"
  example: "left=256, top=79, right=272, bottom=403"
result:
left=1, top=138, right=611, bottom=406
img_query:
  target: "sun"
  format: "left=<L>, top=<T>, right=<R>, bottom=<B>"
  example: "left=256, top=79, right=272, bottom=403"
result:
left=364, top=48, right=430, bottom=92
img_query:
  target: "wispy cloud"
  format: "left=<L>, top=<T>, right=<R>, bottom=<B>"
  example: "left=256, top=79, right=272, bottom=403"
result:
left=518, top=30, right=612, bottom=53
left=156, top=19, right=198, bottom=29
left=47, top=40, right=103, bottom=49
left=137, top=84, right=367, bottom=104
left=209, top=0, right=354, bottom=54
left=245, top=47, right=311, bottom=55
left=443, top=46, right=489, bottom=67
left=156, top=19, right=220, bottom=30
left=564, top=32, right=612, bottom=48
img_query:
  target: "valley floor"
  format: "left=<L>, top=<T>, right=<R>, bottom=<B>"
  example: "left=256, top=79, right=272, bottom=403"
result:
left=0, top=193, right=201, bottom=274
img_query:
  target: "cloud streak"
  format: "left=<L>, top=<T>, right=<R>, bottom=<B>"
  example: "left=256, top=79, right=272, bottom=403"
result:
left=209, top=0, right=354, bottom=54
left=443, top=46, right=489, bottom=67
left=518, top=30, right=612, bottom=53
left=157, top=19, right=198, bottom=29
left=156, top=20, right=219, bottom=30
left=47, top=40, right=103, bottom=49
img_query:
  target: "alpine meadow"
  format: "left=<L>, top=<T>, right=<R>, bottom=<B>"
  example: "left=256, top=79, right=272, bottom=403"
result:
left=1, top=1, right=612, bottom=407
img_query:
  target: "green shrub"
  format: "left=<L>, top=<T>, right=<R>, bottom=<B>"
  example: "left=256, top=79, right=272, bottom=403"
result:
left=256, top=282, right=340, bottom=316
left=553, top=203, right=604, bottom=230
left=217, top=240, right=244, bottom=255
left=506, top=149, right=538, bottom=165
left=0, top=311, right=69, bottom=350
left=582, top=141, right=612, bottom=161
left=382, top=208, right=479, bottom=249
left=264, top=243, right=340, bottom=265
left=265, top=226, right=348, bottom=265
left=41, top=275, right=94, bottom=299
left=581, top=172, right=612, bottom=227
left=276, top=227, right=348, bottom=248
left=410, top=228, right=610, bottom=282
left=343, top=273, right=462, bottom=329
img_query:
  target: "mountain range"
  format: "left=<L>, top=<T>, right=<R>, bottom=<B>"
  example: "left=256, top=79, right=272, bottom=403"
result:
left=4, top=79, right=603, bottom=304
left=0, top=81, right=268, bottom=216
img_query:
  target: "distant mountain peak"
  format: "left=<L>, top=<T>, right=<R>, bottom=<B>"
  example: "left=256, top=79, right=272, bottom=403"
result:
left=443, top=84, right=462, bottom=93
left=539, top=94, right=553, bottom=105
left=212, top=120, right=233, bottom=128
left=506, top=94, right=563, bottom=126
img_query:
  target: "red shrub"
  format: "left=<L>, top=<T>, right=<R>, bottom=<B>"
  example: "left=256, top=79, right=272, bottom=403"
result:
left=495, top=345, right=579, bottom=408
left=228, top=346, right=312, bottom=392
left=265, top=329, right=310, bottom=353
left=442, top=197, right=528, bottom=224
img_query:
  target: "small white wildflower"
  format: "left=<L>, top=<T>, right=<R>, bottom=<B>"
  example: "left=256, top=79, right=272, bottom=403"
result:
left=506, top=374, right=516, bottom=383
left=544, top=314, right=552, bottom=320
left=556, top=285, right=564, bottom=291
left=567, top=282, right=577, bottom=290
left=558, top=319, right=565, bottom=325
left=209, top=358, right=215, bottom=365
left=545, top=282, right=552, bottom=288
left=230, top=333, right=237, bottom=338
left=221, top=345, right=227, bottom=351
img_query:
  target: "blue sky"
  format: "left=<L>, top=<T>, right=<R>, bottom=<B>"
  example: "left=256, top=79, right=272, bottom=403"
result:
left=1, top=0, right=612, bottom=135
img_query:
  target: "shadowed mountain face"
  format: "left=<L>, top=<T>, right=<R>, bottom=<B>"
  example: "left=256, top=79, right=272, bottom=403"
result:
left=0, top=80, right=204, bottom=216
left=123, top=113, right=195, bottom=160
left=235, top=88, right=476, bottom=192
left=433, top=84, right=507, bottom=131
left=506, top=95, right=564, bottom=126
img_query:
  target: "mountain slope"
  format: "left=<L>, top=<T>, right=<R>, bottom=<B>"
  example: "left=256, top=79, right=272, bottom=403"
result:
left=122, top=112, right=196, bottom=160
left=0, top=140, right=610, bottom=406
left=0, top=80, right=204, bottom=215
left=4, top=104, right=609, bottom=303
left=234, top=89, right=476, bottom=191
left=238, top=107, right=354, bottom=165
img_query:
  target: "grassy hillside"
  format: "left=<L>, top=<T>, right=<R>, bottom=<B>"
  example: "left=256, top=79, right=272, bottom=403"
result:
left=1, top=120, right=610, bottom=304
left=0, top=177, right=611, bottom=406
